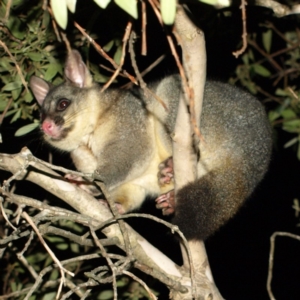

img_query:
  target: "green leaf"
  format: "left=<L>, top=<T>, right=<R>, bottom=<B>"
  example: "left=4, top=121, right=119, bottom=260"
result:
left=45, top=236, right=65, bottom=243
left=253, top=64, right=271, bottom=77
left=283, top=120, right=300, bottom=133
left=94, top=73, right=111, bottom=83
left=161, top=0, right=176, bottom=25
left=5, top=108, right=18, bottom=118
left=24, top=91, right=34, bottom=103
left=49, top=268, right=59, bottom=281
left=262, top=29, right=272, bottom=53
left=248, top=48, right=255, bottom=62
left=15, top=123, right=39, bottom=136
left=10, top=281, right=17, bottom=292
left=94, top=0, right=111, bottom=9
left=66, top=0, right=77, bottom=13
left=268, top=110, right=280, bottom=122
left=281, top=108, right=296, bottom=119
left=284, top=137, right=298, bottom=148
left=98, top=290, right=114, bottom=299
left=27, top=52, right=44, bottom=62
left=275, top=88, right=289, bottom=96
left=50, top=0, right=68, bottom=29
left=198, top=0, right=220, bottom=5
left=0, top=97, right=9, bottom=112
left=241, top=53, right=249, bottom=65
left=44, top=64, right=60, bottom=81
left=113, top=44, right=122, bottom=65
left=114, top=0, right=138, bottom=19
left=12, top=88, right=22, bottom=100
left=44, top=254, right=53, bottom=267
left=26, top=252, right=48, bottom=264
left=116, top=276, right=129, bottom=287
left=2, top=81, right=22, bottom=91
left=56, top=243, right=69, bottom=250
left=42, top=292, right=56, bottom=300
left=7, top=16, right=25, bottom=40
left=245, top=82, right=257, bottom=94
left=70, top=242, right=80, bottom=253
left=0, top=57, right=13, bottom=71
left=42, top=10, right=51, bottom=28
left=103, top=39, right=115, bottom=52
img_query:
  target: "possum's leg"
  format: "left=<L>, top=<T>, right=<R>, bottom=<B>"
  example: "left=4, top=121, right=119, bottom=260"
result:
left=65, top=174, right=127, bottom=214
left=158, top=157, right=174, bottom=186
left=156, top=190, right=175, bottom=215
left=156, top=157, right=176, bottom=215
left=65, top=174, right=101, bottom=196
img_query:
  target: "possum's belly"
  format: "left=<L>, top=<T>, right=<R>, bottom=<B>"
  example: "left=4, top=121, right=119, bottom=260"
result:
left=130, top=173, right=161, bottom=197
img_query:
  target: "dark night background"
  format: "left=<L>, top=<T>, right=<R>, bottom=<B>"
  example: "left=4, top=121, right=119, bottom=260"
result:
left=1, top=1, right=300, bottom=299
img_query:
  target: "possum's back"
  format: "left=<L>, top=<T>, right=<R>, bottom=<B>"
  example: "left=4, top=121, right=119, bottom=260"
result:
left=200, top=81, right=272, bottom=192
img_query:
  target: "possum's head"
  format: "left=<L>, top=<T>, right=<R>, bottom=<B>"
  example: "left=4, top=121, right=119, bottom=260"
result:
left=29, top=50, right=99, bottom=150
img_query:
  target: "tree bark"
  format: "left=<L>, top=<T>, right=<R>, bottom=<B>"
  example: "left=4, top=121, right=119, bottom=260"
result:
left=172, top=5, right=223, bottom=299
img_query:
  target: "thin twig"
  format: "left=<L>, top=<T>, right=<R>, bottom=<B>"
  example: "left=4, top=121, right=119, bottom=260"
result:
left=128, top=31, right=167, bottom=109
left=248, top=38, right=282, bottom=71
left=90, top=228, right=118, bottom=300
left=96, top=181, right=132, bottom=258
left=101, top=21, right=132, bottom=92
left=0, top=97, right=13, bottom=126
left=4, top=0, right=12, bottom=23
left=61, top=33, right=72, bottom=54
left=0, top=40, right=28, bottom=92
left=47, top=6, right=62, bottom=42
left=74, top=21, right=137, bottom=85
left=0, top=197, right=17, bottom=231
left=264, top=22, right=297, bottom=46
left=123, top=270, right=157, bottom=300
left=166, top=34, right=189, bottom=97
left=141, top=0, right=147, bottom=56
left=121, top=54, right=166, bottom=89
left=267, top=232, right=300, bottom=300
left=17, top=252, right=39, bottom=280
left=233, top=0, right=248, bottom=58
left=148, top=0, right=163, bottom=25
left=22, top=212, right=74, bottom=300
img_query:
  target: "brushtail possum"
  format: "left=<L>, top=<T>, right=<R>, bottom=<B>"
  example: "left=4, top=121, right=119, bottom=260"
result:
left=29, top=50, right=272, bottom=240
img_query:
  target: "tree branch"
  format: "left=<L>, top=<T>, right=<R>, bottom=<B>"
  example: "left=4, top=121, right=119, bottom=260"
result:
left=0, top=148, right=187, bottom=293
left=172, top=5, right=223, bottom=299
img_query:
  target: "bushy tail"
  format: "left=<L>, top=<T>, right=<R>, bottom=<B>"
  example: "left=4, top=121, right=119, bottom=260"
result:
left=172, top=165, right=250, bottom=240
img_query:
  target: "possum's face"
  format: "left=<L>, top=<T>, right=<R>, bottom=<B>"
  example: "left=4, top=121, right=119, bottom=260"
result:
left=29, top=75, right=99, bottom=151
left=30, top=76, right=83, bottom=142
left=38, top=84, right=79, bottom=141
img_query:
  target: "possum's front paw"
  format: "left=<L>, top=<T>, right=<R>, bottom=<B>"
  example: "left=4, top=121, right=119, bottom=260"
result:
left=158, top=157, right=173, bottom=186
left=65, top=174, right=101, bottom=196
left=155, top=190, right=175, bottom=215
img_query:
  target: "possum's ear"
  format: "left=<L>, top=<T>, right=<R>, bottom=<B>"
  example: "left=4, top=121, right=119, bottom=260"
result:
left=29, top=76, right=51, bottom=106
left=64, top=50, right=93, bottom=88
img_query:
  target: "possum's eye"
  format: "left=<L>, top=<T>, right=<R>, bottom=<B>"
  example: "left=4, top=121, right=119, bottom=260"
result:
left=56, top=99, right=70, bottom=111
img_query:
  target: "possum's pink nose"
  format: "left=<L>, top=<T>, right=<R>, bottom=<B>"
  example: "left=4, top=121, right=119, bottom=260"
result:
left=42, top=119, right=61, bottom=138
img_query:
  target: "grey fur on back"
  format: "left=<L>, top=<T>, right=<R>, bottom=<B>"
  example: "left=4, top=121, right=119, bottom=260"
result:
left=149, top=75, right=272, bottom=240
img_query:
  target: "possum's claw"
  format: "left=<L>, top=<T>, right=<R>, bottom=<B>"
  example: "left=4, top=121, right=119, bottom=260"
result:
left=155, top=190, right=175, bottom=215
left=158, top=157, right=174, bottom=186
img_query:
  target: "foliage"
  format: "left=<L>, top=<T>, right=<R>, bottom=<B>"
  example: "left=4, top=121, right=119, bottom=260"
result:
left=0, top=0, right=63, bottom=136
left=50, top=0, right=228, bottom=29
left=230, top=23, right=300, bottom=159
left=0, top=210, right=158, bottom=299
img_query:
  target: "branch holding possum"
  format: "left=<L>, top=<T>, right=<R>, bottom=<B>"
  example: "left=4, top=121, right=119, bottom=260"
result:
left=0, top=148, right=190, bottom=296
left=171, top=5, right=223, bottom=300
